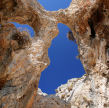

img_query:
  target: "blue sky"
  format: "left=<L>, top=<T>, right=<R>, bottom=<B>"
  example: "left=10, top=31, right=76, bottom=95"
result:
left=12, top=0, right=85, bottom=94
left=37, top=0, right=72, bottom=11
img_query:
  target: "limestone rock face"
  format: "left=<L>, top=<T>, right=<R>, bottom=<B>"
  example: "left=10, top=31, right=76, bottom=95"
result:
left=0, top=0, right=109, bottom=108
left=34, top=89, right=71, bottom=108
left=56, top=74, right=109, bottom=108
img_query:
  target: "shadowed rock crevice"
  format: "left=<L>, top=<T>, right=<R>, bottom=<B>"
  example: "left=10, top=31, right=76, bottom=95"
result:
left=88, top=19, right=96, bottom=39
left=0, top=0, right=17, bottom=15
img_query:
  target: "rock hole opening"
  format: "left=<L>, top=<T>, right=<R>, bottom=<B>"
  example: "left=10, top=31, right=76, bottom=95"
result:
left=37, top=0, right=72, bottom=11
left=10, top=22, right=35, bottom=38
left=38, top=23, right=85, bottom=94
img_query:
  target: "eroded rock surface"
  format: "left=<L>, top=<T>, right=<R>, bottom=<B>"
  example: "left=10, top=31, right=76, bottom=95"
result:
left=33, top=88, right=71, bottom=108
left=0, top=0, right=109, bottom=108
left=56, top=74, right=109, bottom=108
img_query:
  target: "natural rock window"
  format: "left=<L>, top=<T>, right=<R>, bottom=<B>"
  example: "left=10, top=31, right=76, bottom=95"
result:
left=11, top=22, right=35, bottom=38
left=38, top=0, right=72, bottom=11
left=37, top=0, right=85, bottom=95
left=39, top=24, right=85, bottom=94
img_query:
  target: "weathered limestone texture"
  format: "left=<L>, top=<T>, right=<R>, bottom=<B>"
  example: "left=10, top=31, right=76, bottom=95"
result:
left=56, top=74, right=109, bottom=108
left=0, top=0, right=109, bottom=108
left=33, top=88, right=71, bottom=108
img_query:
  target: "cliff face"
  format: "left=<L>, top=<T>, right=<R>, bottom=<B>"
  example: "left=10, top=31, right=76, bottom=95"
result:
left=56, top=74, right=109, bottom=108
left=0, top=0, right=109, bottom=108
